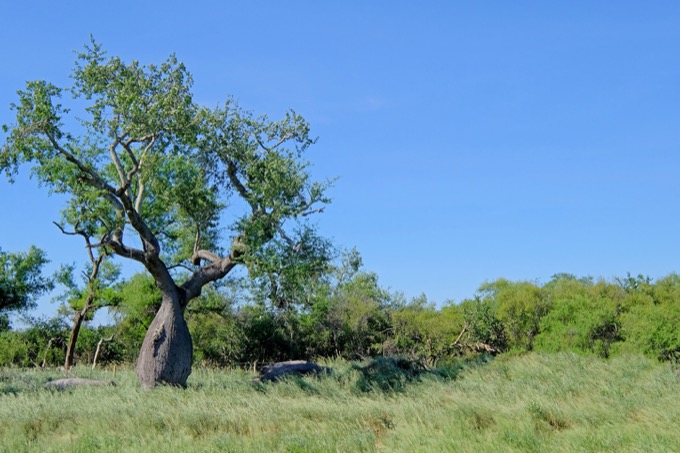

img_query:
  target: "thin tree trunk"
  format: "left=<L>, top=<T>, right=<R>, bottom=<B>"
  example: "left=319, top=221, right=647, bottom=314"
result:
left=41, top=338, right=56, bottom=368
left=92, top=335, right=113, bottom=369
left=65, top=308, right=87, bottom=369
left=136, top=293, right=193, bottom=389
left=55, top=227, right=104, bottom=371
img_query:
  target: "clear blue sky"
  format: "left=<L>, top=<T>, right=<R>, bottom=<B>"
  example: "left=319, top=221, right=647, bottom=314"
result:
left=2, top=1, right=680, bottom=317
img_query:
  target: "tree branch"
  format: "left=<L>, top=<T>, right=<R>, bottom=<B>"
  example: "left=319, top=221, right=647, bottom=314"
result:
left=300, top=207, right=325, bottom=217
left=123, top=134, right=155, bottom=180
left=114, top=185, right=161, bottom=258
left=52, top=221, right=103, bottom=263
left=167, top=263, right=195, bottom=272
left=105, top=239, right=146, bottom=264
left=226, top=160, right=254, bottom=209
left=119, top=135, right=155, bottom=212
left=108, top=138, right=128, bottom=189
left=45, top=132, right=118, bottom=196
left=181, top=235, right=247, bottom=302
left=181, top=255, right=238, bottom=303
left=255, top=132, right=294, bottom=152
left=191, top=249, right=223, bottom=265
left=452, top=323, right=468, bottom=347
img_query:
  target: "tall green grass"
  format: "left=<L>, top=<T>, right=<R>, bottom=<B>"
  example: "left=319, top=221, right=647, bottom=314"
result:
left=1, top=353, right=679, bottom=452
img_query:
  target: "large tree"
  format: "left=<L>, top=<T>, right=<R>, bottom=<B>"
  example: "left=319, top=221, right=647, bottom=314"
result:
left=1, top=40, right=331, bottom=387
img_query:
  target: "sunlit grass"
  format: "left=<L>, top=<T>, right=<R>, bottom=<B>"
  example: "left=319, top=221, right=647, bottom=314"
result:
left=1, top=353, right=679, bottom=452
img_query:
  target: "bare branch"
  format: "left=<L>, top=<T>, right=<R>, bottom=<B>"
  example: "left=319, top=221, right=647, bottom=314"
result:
left=134, top=182, right=146, bottom=213
left=255, top=132, right=294, bottom=152
left=168, top=263, right=195, bottom=272
left=191, top=249, right=223, bottom=265
left=181, top=255, right=238, bottom=303
left=52, top=221, right=79, bottom=236
left=191, top=228, right=201, bottom=265
left=226, top=160, right=254, bottom=209
left=92, top=335, right=114, bottom=370
left=117, top=135, right=155, bottom=212
left=192, top=228, right=201, bottom=255
left=133, top=137, right=155, bottom=211
left=276, top=225, right=294, bottom=246
left=123, top=134, right=155, bottom=181
left=104, top=192, right=125, bottom=213
left=300, top=207, right=325, bottom=217
left=114, top=184, right=161, bottom=257
left=452, top=323, right=468, bottom=347
left=86, top=241, right=108, bottom=249
left=120, top=139, right=140, bottom=169
left=181, top=235, right=246, bottom=302
left=105, top=239, right=146, bottom=264
left=123, top=133, right=156, bottom=146
left=53, top=221, right=98, bottom=262
left=108, top=139, right=128, bottom=188
left=254, top=135, right=271, bottom=152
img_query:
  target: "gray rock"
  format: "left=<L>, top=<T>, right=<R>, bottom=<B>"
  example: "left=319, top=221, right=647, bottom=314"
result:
left=258, top=360, right=332, bottom=382
left=44, top=378, right=115, bottom=390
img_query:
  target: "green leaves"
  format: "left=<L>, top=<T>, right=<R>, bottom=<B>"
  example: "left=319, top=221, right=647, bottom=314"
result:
left=2, top=39, right=331, bottom=311
left=0, top=246, right=52, bottom=313
left=247, top=225, right=334, bottom=308
left=2, top=81, right=66, bottom=182
left=198, top=101, right=331, bottom=221
left=54, top=259, right=120, bottom=313
left=72, top=38, right=195, bottom=140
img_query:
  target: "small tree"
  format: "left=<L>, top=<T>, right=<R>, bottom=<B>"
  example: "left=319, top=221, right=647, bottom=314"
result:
left=1, top=40, right=331, bottom=387
left=0, top=246, right=52, bottom=329
left=54, top=224, right=120, bottom=369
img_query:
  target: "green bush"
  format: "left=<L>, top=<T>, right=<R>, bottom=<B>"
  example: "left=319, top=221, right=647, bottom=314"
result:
left=300, top=272, right=391, bottom=360
left=388, top=298, right=465, bottom=367
left=0, top=331, right=30, bottom=366
left=352, top=357, right=428, bottom=393
left=616, top=274, right=680, bottom=362
left=0, top=317, right=68, bottom=367
left=461, top=297, right=508, bottom=352
left=476, top=279, right=548, bottom=351
left=534, top=294, right=622, bottom=358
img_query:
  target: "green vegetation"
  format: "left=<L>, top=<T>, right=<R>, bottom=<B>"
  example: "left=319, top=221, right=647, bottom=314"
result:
left=0, top=246, right=52, bottom=330
left=1, top=353, right=679, bottom=452
left=3, top=269, right=680, bottom=371
left=1, top=40, right=679, bottom=451
left=1, top=39, right=331, bottom=387
left=4, top=267, right=679, bottom=451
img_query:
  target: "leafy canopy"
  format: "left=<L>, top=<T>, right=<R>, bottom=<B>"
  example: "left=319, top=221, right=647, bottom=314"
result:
left=1, top=39, right=331, bottom=302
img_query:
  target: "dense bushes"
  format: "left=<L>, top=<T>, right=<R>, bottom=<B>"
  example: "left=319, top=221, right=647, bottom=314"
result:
left=2, top=270, right=680, bottom=369
left=0, top=318, right=118, bottom=368
left=388, top=297, right=465, bottom=367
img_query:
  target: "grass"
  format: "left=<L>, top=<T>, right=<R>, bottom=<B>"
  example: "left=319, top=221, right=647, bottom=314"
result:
left=1, top=353, right=679, bottom=452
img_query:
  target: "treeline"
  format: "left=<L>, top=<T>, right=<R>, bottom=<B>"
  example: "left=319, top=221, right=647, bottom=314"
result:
left=2, top=266, right=680, bottom=369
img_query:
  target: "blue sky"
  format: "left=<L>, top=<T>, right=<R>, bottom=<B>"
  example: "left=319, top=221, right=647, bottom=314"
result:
left=2, top=1, right=680, bottom=317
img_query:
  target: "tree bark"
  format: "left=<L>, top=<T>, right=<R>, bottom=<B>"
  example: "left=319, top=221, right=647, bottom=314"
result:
left=135, top=292, right=193, bottom=389
left=64, top=310, right=87, bottom=369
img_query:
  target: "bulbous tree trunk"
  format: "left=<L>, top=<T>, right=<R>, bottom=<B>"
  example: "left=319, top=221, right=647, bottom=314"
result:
left=136, top=293, right=193, bottom=389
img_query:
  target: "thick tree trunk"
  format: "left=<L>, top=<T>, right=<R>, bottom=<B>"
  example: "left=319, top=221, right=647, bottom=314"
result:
left=136, top=293, right=193, bottom=389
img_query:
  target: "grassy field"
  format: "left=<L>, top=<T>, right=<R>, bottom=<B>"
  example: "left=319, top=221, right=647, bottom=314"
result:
left=1, top=353, right=679, bottom=452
